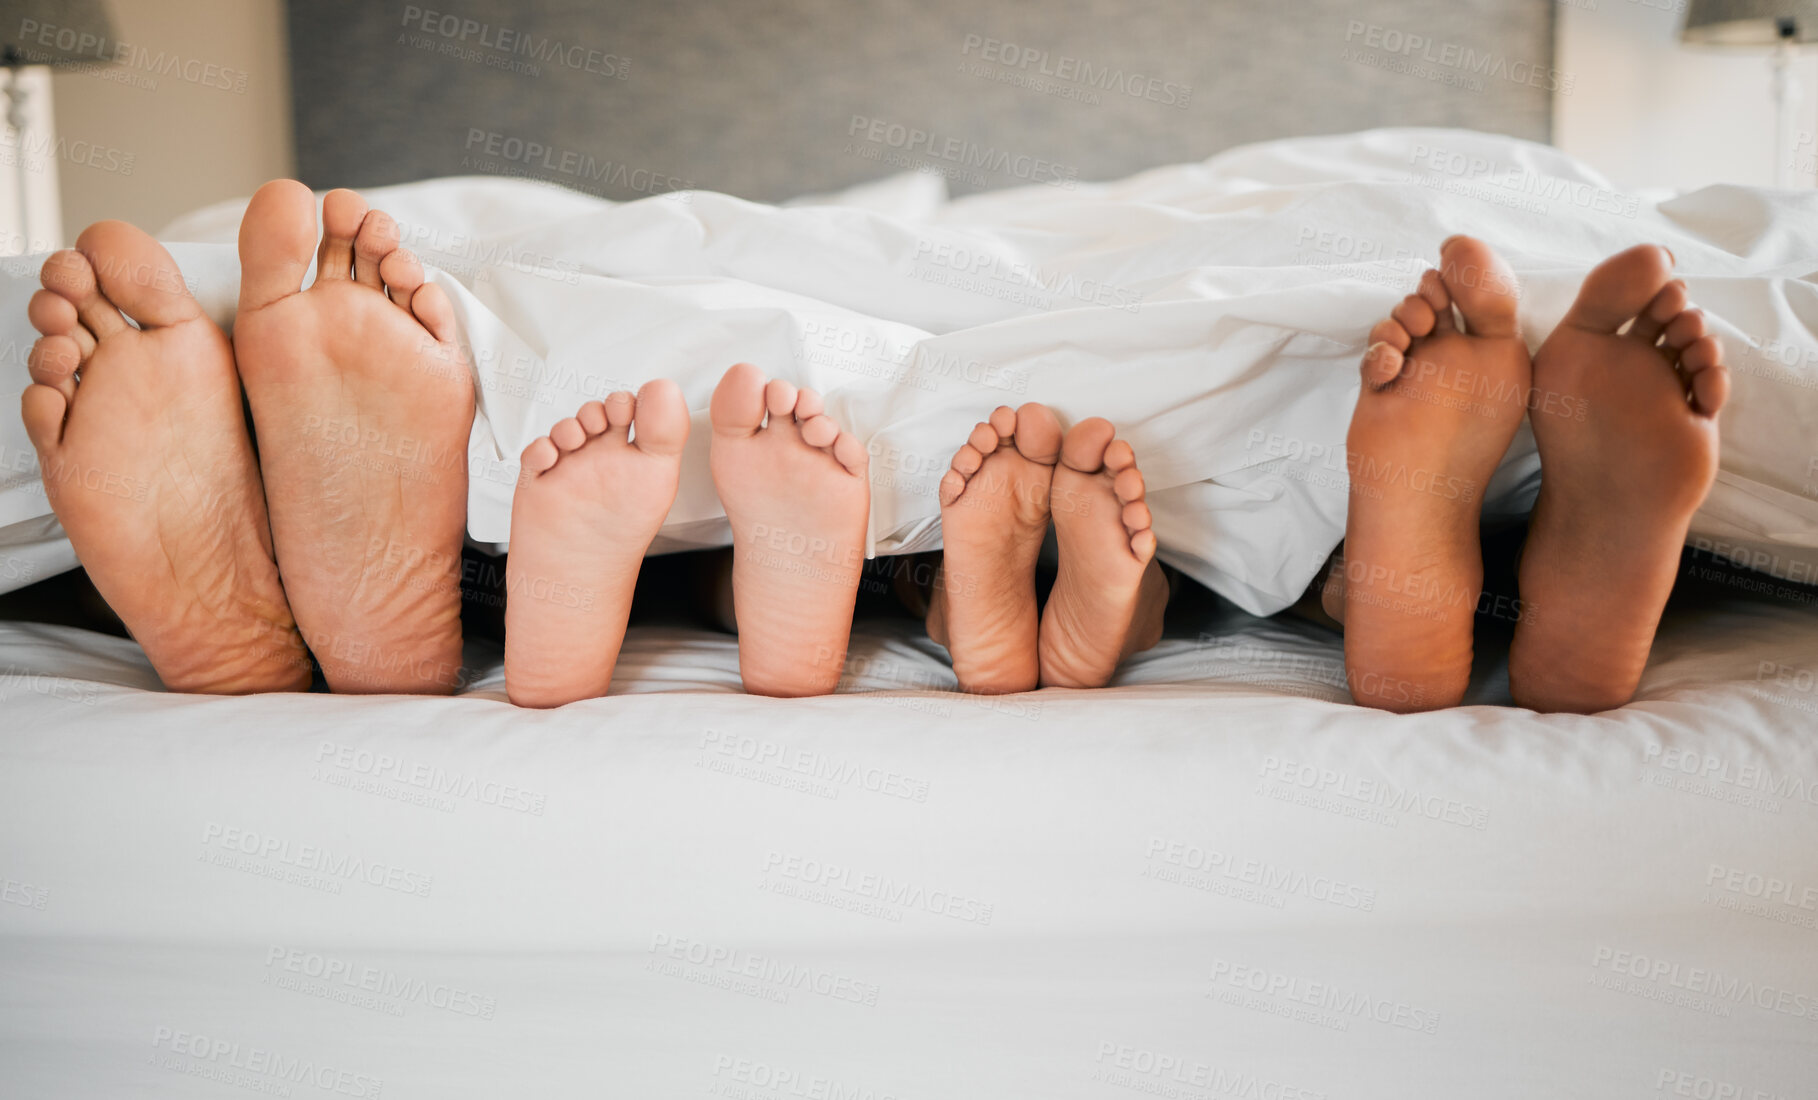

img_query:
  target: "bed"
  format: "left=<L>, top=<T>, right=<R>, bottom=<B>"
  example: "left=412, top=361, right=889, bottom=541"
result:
left=3, top=1, right=1817, bottom=1096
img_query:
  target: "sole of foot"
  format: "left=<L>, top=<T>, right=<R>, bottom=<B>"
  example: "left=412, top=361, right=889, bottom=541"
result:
left=1037, top=418, right=1168, bottom=689
left=503, top=383, right=689, bottom=707
left=1334, top=235, right=1531, bottom=712
left=20, top=223, right=310, bottom=693
left=708, top=363, right=870, bottom=697
left=926, top=404, right=1061, bottom=694
left=233, top=181, right=475, bottom=694
left=1509, top=245, right=1727, bottom=713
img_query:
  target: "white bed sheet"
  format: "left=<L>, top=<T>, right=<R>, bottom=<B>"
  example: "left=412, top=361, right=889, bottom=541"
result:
left=3, top=588, right=1815, bottom=1097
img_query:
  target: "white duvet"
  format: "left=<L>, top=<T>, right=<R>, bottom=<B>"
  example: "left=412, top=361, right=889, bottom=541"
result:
left=2, top=127, right=1816, bottom=615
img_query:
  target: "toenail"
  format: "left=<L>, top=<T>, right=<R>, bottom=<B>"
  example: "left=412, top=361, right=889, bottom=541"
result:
left=1660, top=245, right=1675, bottom=266
left=1439, top=235, right=1463, bottom=250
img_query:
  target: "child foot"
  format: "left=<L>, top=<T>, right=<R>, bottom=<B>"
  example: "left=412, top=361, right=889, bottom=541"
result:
left=1510, top=246, right=1727, bottom=713
left=1038, top=419, right=1168, bottom=688
left=20, top=224, right=309, bottom=693
left=1337, top=235, right=1530, bottom=712
left=233, top=182, right=475, bottom=694
left=926, top=404, right=1061, bottom=694
left=502, top=385, right=689, bottom=707
left=708, top=363, right=870, bottom=697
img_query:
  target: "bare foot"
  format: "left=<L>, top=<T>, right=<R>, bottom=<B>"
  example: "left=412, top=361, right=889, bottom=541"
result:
left=926, top=404, right=1061, bottom=694
left=20, top=224, right=309, bottom=693
left=503, top=384, right=689, bottom=707
left=1037, top=418, right=1168, bottom=688
left=708, top=363, right=870, bottom=697
left=1335, top=236, right=1529, bottom=712
left=233, top=182, right=475, bottom=694
left=1509, top=246, right=1727, bottom=713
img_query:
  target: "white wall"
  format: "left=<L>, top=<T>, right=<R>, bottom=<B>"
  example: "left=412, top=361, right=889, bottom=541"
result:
left=0, top=67, right=65, bottom=255
left=0, top=1, right=1807, bottom=257
left=44, top=0, right=293, bottom=245
left=1555, top=0, right=1818, bottom=191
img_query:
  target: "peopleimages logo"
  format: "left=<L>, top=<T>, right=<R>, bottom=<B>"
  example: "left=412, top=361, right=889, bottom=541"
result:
left=313, top=741, right=547, bottom=815
left=958, top=34, right=1192, bottom=108
left=150, top=1027, right=383, bottom=1097
left=200, top=823, right=434, bottom=898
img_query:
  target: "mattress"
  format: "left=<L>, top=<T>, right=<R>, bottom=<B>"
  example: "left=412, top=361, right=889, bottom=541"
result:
left=3, top=580, right=1816, bottom=1096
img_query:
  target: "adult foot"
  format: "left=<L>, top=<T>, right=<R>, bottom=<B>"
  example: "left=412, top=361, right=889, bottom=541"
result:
left=1037, top=418, right=1168, bottom=688
left=20, top=224, right=309, bottom=692
left=926, top=403, right=1061, bottom=694
left=1509, top=246, right=1727, bottom=713
left=503, top=384, right=689, bottom=707
left=1336, top=235, right=1530, bottom=712
left=233, top=181, right=474, bottom=694
left=709, top=363, right=870, bottom=697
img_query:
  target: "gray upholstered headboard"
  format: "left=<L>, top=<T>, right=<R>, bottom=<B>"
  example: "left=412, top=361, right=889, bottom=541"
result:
left=289, top=0, right=1555, bottom=201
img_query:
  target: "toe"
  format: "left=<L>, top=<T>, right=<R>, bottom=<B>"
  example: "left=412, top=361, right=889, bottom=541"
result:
left=27, top=335, right=81, bottom=401
left=1059, top=417, right=1115, bottom=473
left=1562, top=244, right=1674, bottom=334
left=1681, top=336, right=1729, bottom=417
left=1122, top=500, right=1152, bottom=531
left=550, top=417, right=586, bottom=451
left=1130, top=528, right=1158, bottom=566
left=988, top=405, right=1017, bottom=441
left=1416, top=269, right=1455, bottom=333
left=604, top=391, right=635, bottom=435
left=793, top=387, right=824, bottom=421
left=75, top=220, right=201, bottom=328
left=20, top=384, right=67, bottom=453
left=316, top=189, right=367, bottom=281
left=27, top=288, right=76, bottom=337
left=1662, top=307, right=1705, bottom=352
left=967, top=421, right=1001, bottom=457
left=1628, top=279, right=1686, bottom=345
left=831, top=430, right=868, bottom=477
left=800, top=414, right=839, bottom=448
left=1437, top=234, right=1519, bottom=337
left=409, top=282, right=457, bottom=343
left=763, top=378, right=799, bottom=424
left=520, top=436, right=559, bottom=474
left=352, top=209, right=398, bottom=289
left=41, top=249, right=125, bottom=340
left=1104, top=439, right=1136, bottom=474
left=710, top=363, right=769, bottom=438
left=939, top=469, right=968, bottom=507
left=950, top=443, right=984, bottom=478
left=1011, top=402, right=1062, bottom=463
left=576, top=400, right=609, bottom=435
left=1112, top=465, right=1145, bottom=504
left=632, top=378, right=689, bottom=457
left=1361, top=339, right=1405, bottom=389
left=378, top=246, right=425, bottom=309
left=239, top=179, right=317, bottom=312
left=1370, top=317, right=1411, bottom=353
left=1390, top=294, right=1436, bottom=340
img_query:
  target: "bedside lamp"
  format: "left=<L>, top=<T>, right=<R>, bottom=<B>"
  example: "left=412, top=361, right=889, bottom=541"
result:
left=1684, top=0, right=1818, bottom=186
left=0, top=0, right=118, bottom=252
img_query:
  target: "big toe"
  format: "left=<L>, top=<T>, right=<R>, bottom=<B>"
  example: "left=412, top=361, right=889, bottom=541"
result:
left=1562, top=244, right=1675, bottom=334
left=710, top=362, right=769, bottom=437
left=633, top=378, right=690, bottom=456
left=1011, top=403, right=1062, bottom=463
left=75, top=220, right=200, bottom=328
left=1059, top=417, right=1116, bottom=473
left=1437, top=235, right=1520, bottom=338
left=239, top=179, right=318, bottom=312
